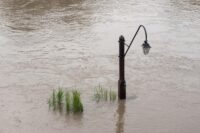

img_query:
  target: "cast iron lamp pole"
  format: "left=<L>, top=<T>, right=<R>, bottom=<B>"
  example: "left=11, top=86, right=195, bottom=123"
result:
left=118, top=25, right=151, bottom=100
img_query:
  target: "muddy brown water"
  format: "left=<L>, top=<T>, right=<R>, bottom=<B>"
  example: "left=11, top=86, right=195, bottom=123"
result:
left=0, top=0, right=200, bottom=133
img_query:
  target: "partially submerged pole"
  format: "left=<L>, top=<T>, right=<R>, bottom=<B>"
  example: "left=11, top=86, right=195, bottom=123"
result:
left=118, top=35, right=126, bottom=99
left=117, top=25, right=151, bottom=100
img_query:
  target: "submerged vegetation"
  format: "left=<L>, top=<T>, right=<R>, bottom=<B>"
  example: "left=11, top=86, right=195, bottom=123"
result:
left=94, top=85, right=117, bottom=102
left=48, top=85, right=117, bottom=114
left=72, top=90, right=84, bottom=113
left=48, top=88, right=84, bottom=113
left=65, top=91, right=71, bottom=112
left=57, top=88, right=64, bottom=107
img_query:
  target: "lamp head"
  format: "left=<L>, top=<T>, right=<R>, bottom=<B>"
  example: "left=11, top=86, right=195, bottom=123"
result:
left=142, top=40, right=151, bottom=55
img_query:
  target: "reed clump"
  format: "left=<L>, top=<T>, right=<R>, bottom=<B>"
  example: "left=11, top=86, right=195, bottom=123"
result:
left=72, top=90, right=84, bottom=113
left=94, top=85, right=117, bottom=102
left=65, top=91, right=71, bottom=112
left=48, top=88, right=84, bottom=113
left=57, top=88, right=64, bottom=107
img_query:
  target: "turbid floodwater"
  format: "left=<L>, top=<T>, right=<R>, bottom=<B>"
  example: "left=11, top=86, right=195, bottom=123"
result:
left=0, top=0, right=200, bottom=133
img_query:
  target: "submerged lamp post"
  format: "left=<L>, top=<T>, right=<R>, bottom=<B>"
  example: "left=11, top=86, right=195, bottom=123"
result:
left=118, top=25, right=151, bottom=100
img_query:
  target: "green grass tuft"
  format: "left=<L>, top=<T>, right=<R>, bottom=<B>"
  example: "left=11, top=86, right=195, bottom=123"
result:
left=94, top=85, right=117, bottom=102
left=57, top=88, right=64, bottom=107
left=52, top=90, right=57, bottom=109
left=109, top=89, right=117, bottom=101
left=48, top=88, right=84, bottom=114
left=65, top=91, right=71, bottom=112
left=72, top=90, right=83, bottom=113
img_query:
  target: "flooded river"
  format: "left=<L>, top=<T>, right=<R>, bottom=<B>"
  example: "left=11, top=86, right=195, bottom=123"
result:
left=0, top=0, right=200, bottom=133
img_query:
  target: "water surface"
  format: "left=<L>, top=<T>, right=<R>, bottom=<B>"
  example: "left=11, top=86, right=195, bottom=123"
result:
left=0, top=0, right=200, bottom=133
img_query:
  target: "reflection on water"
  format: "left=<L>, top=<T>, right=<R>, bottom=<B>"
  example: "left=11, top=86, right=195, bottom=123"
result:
left=116, top=100, right=126, bottom=133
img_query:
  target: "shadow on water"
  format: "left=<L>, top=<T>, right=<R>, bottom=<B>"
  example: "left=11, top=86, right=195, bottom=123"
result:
left=115, top=100, right=126, bottom=133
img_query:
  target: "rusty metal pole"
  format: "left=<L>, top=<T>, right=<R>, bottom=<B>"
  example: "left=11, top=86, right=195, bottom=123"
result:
left=118, top=35, right=126, bottom=99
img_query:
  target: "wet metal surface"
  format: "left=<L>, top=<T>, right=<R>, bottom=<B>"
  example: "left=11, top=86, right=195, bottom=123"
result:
left=0, top=0, right=200, bottom=133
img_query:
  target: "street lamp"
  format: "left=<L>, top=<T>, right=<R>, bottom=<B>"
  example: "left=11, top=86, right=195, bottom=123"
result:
left=118, top=25, right=151, bottom=100
left=142, top=41, right=151, bottom=55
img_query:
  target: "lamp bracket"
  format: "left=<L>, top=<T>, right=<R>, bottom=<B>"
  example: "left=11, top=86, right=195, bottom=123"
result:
left=124, top=25, right=148, bottom=57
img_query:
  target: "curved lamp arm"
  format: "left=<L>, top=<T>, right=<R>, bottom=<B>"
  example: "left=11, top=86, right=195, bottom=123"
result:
left=124, top=25, right=148, bottom=57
